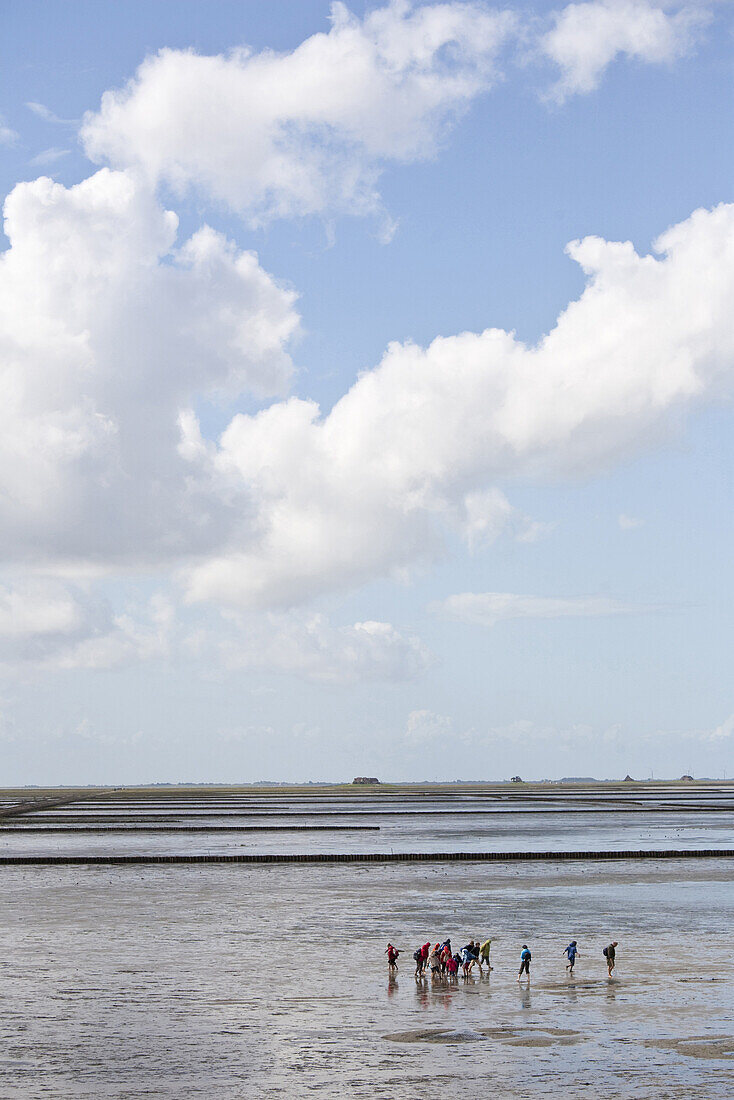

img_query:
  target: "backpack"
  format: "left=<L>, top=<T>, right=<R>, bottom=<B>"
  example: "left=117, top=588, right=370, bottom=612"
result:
left=413, top=950, right=421, bottom=962
left=602, top=947, right=608, bottom=957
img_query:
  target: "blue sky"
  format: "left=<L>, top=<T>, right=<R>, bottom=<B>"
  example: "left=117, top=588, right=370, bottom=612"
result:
left=1, top=0, right=733, bottom=783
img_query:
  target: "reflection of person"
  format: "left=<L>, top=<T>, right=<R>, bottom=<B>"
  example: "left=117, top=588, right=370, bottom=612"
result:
left=518, top=944, right=531, bottom=981
left=603, top=941, right=618, bottom=976
left=564, top=940, right=580, bottom=973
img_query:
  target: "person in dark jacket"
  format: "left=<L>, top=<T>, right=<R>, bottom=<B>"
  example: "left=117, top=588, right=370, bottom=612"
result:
left=603, top=941, right=618, bottom=976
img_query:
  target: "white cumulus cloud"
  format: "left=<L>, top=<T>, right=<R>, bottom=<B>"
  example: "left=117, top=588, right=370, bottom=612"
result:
left=0, top=167, right=298, bottom=569
left=216, top=611, right=432, bottom=684
left=80, top=0, right=515, bottom=225
left=541, top=0, right=709, bottom=101
left=185, top=200, right=734, bottom=608
left=0, top=580, right=172, bottom=670
left=707, top=713, right=734, bottom=742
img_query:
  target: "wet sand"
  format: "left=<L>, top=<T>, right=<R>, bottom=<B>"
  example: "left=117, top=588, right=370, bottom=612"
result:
left=0, top=858, right=731, bottom=1098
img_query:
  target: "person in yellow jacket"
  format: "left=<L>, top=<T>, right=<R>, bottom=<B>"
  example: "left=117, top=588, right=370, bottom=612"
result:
left=479, top=938, right=493, bottom=971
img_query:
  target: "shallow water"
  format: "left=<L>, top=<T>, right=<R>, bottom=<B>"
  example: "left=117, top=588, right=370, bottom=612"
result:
left=0, top=858, right=732, bottom=1098
left=4, top=791, right=734, bottom=856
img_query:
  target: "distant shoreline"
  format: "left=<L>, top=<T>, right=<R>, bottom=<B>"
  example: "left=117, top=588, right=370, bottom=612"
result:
left=0, top=778, right=731, bottom=798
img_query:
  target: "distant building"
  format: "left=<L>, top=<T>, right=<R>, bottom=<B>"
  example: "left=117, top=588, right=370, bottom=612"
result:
left=680, top=774, right=694, bottom=781
left=352, top=777, right=380, bottom=785
left=510, top=775, right=523, bottom=783
left=624, top=774, right=634, bottom=781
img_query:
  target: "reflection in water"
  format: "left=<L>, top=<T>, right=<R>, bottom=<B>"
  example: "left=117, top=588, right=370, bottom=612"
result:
left=387, top=975, right=398, bottom=997
left=519, top=985, right=533, bottom=1011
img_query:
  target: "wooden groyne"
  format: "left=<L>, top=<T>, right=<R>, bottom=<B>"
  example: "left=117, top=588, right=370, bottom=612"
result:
left=0, top=848, right=732, bottom=866
left=0, top=794, right=99, bottom=821
left=0, top=825, right=381, bottom=833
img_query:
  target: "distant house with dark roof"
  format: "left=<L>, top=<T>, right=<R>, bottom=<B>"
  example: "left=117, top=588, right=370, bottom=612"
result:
left=353, top=777, right=380, bottom=785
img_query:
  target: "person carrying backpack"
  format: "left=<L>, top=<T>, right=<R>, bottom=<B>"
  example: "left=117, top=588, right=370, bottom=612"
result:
left=603, top=941, right=618, bottom=976
left=385, top=943, right=400, bottom=971
left=518, top=944, right=531, bottom=981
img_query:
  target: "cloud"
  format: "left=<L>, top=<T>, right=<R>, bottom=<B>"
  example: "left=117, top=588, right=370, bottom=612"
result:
left=430, top=590, right=642, bottom=625
left=0, top=578, right=431, bottom=683
left=185, top=200, right=734, bottom=608
left=461, top=487, right=553, bottom=550
left=0, top=167, right=298, bottom=569
left=619, top=512, right=644, bottom=529
left=479, top=717, right=615, bottom=746
left=0, top=117, right=18, bottom=145
left=405, top=708, right=456, bottom=743
left=0, top=580, right=172, bottom=670
left=216, top=611, right=432, bottom=684
left=72, top=719, right=144, bottom=747
left=541, top=0, right=709, bottom=101
left=28, top=147, right=70, bottom=167
left=403, top=710, right=622, bottom=751
left=26, top=101, right=78, bottom=125
left=5, top=56, right=734, bottom=619
left=707, top=713, right=734, bottom=742
left=80, top=1, right=515, bottom=226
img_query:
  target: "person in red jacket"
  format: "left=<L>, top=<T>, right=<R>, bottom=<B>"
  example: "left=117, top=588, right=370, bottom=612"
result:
left=385, top=943, right=400, bottom=971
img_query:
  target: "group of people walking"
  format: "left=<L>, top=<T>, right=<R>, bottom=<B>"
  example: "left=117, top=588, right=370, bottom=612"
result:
left=402, top=938, right=494, bottom=979
left=385, top=938, right=619, bottom=980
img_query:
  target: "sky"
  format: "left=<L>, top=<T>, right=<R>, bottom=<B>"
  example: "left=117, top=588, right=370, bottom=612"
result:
left=1, top=0, right=733, bottom=784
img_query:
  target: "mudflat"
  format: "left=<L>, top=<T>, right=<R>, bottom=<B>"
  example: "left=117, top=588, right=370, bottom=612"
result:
left=0, top=857, right=732, bottom=1098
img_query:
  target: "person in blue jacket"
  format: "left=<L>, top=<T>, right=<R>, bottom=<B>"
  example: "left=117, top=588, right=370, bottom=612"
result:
left=518, top=944, right=531, bottom=981
left=564, top=940, right=580, bottom=973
